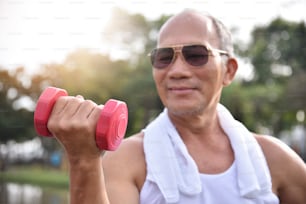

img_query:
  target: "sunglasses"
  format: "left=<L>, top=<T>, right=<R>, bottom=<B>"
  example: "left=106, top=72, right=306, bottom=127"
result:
left=148, top=44, right=229, bottom=69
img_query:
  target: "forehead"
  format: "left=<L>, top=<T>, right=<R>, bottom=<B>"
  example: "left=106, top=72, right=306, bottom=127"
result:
left=158, top=11, right=217, bottom=47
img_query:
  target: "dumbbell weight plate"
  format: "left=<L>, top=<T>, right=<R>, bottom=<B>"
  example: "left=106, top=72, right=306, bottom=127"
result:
left=34, top=87, right=68, bottom=137
left=96, top=99, right=128, bottom=151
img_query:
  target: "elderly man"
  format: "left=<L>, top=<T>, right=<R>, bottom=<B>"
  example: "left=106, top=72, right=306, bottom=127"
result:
left=47, top=9, right=306, bottom=204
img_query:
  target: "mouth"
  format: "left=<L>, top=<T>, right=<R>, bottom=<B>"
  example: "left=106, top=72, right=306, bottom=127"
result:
left=168, top=86, right=197, bottom=94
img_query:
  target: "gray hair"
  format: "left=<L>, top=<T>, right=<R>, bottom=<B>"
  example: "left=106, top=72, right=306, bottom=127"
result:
left=206, top=13, right=234, bottom=57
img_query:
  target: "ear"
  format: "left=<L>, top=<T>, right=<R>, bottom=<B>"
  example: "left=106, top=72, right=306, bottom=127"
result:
left=223, top=58, right=238, bottom=86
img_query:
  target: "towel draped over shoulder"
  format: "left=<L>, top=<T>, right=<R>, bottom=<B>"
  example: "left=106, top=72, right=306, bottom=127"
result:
left=142, top=104, right=278, bottom=203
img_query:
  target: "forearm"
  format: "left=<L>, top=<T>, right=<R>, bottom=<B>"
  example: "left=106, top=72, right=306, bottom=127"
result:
left=69, top=156, right=109, bottom=204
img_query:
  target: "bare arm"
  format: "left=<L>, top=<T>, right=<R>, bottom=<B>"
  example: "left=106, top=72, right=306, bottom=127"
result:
left=103, top=133, right=146, bottom=204
left=255, top=135, right=306, bottom=204
left=47, top=96, right=110, bottom=204
left=69, top=156, right=109, bottom=204
left=47, top=95, right=145, bottom=203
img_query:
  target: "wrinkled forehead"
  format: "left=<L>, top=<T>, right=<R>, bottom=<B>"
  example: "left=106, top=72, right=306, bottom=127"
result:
left=157, top=11, right=218, bottom=48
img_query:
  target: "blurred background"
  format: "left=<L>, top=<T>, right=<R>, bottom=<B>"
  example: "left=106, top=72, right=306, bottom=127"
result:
left=1, top=0, right=306, bottom=203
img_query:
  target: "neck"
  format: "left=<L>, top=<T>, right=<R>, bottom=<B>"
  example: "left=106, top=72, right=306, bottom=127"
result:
left=168, top=104, right=234, bottom=174
left=168, top=103, right=221, bottom=140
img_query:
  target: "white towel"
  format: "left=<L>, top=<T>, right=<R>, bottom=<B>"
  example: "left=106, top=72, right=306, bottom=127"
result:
left=143, top=104, right=272, bottom=203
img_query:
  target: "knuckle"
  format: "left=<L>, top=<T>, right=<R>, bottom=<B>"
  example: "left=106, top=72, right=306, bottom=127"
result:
left=83, top=99, right=96, bottom=107
left=69, top=96, right=83, bottom=106
left=58, top=96, right=82, bottom=105
left=56, top=96, right=70, bottom=105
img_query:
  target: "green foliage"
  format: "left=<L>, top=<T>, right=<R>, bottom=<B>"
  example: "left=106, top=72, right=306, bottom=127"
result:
left=221, top=81, right=285, bottom=134
left=247, top=18, right=306, bottom=83
left=237, top=17, right=306, bottom=135
left=0, top=166, right=69, bottom=188
left=0, top=68, right=37, bottom=142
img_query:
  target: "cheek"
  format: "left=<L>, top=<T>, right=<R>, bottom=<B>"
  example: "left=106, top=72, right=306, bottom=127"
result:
left=153, top=69, right=167, bottom=84
left=153, top=71, right=165, bottom=92
left=196, top=68, right=225, bottom=94
left=153, top=71, right=169, bottom=104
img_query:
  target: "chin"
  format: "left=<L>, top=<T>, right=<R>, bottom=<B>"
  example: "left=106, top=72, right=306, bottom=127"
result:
left=168, top=105, right=204, bottom=117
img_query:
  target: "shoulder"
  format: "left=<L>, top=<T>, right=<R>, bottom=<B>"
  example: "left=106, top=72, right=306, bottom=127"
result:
left=254, top=134, right=306, bottom=203
left=254, top=134, right=303, bottom=165
left=254, top=134, right=305, bottom=171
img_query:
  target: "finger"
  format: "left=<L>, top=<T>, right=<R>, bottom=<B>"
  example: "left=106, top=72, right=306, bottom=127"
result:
left=50, top=96, right=69, bottom=115
left=88, top=105, right=103, bottom=122
left=76, top=95, right=84, bottom=100
left=58, top=96, right=84, bottom=118
left=75, top=99, right=98, bottom=119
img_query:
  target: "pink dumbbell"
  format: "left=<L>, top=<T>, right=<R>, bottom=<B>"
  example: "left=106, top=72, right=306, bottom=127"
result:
left=34, top=87, right=128, bottom=151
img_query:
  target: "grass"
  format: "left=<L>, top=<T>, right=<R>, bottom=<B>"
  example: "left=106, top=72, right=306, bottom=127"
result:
left=0, top=165, right=69, bottom=189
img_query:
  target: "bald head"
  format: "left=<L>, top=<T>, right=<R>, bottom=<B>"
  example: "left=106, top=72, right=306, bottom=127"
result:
left=158, top=9, right=234, bottom=56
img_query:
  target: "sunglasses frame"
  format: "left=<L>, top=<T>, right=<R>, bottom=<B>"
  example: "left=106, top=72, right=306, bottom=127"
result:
left=148, top=44, right=229, bottom=69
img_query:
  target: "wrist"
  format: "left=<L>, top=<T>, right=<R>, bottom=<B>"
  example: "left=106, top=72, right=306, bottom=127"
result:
left=68, top=154, right=108, bottom=204
left=68, top=153, right=103, bottom=171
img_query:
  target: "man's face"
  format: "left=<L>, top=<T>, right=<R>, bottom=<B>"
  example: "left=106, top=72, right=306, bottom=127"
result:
left=153, top=13, right=228, bottom=116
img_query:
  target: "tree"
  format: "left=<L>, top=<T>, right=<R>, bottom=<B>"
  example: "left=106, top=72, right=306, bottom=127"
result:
left=231, top=17, right=306, bottom=136
left=247, top=17, right=306, bottom=83
left=0, top=67, right=38, bottom=143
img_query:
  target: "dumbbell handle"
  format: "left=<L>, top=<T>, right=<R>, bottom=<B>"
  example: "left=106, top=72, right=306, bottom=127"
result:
left=34, top=87, right=128, bottom=151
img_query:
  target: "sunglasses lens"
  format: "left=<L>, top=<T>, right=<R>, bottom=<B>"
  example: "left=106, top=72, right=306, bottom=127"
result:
left=151, top=48, right=174, bottom=69
left=182, top=45, right=209, bottom=66
left=150, top=45, right=210, bottom=69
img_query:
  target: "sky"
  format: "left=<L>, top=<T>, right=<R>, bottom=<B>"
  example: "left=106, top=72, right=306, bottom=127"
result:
left=0, top=0, right=305, bottom=74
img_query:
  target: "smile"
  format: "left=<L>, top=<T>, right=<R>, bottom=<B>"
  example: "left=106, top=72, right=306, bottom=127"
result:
left=168, top=87, right=197, bottom=94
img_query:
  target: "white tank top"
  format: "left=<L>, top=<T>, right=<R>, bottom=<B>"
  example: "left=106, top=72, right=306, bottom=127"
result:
left=140, top=160, right=279, bottom=204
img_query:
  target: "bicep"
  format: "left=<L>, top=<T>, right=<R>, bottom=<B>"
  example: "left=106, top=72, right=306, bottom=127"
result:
left=256, top=135, right=306, bottom=203
left=105, top=175, right=140, bottom=204
left=102, top=135, right=145, bottom=204
left=279, top=181, right=306, bottom=204
left=278, top=150, right=306, bottom=204
left=103, top=150, right=140, bottom=204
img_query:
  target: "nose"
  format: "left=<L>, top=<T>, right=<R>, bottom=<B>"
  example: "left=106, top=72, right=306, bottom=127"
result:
left=167, top=52, right=192, bottom=78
